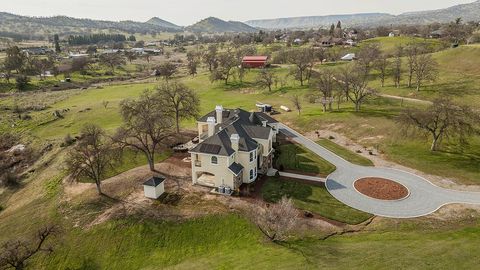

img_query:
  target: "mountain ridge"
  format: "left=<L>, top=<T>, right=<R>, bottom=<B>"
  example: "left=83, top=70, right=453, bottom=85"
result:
left=186, top=17, right=258, bottom=33
left=245, top=0, right=480, bottom=29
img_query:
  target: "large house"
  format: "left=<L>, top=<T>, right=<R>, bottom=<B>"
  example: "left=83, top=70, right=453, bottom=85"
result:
left=189, top=106, right=279, bottom=192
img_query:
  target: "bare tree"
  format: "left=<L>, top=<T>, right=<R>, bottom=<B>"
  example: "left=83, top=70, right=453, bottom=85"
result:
left=398, top=98, right=479, bottom=151
left=405, top=43, right=420, bottom=88
left=343, top=65, right=375, bottom=112
left=288, top=48, right=315, bottom=86
left=124, top=51, right=137, bottom=63
left=65, top=124, right=118, bottom=195
left=374, top=54, right=389, bottom=87
left=356, top=42, right=381, bottom=72
left=113, top=90, right=175, bottom=172
left=0, top=225, right=59, bottom=270
left=392, top=45, right=403, bottom=88
left=210, top=48, right=238, bottom=85
left=254, top=197, right=298, bottom=242
left=290, top=94, right=302, bottom=115
left=413, top=54, right=438, bottom=91
left=203, top=44, right=218, bottom=72
left=99, top=52, right=125, bottom=73
left=186, top=51, right=198, bottom=77
left=156, top=82, right=200, bottom=134
left=312, top=69, right=336, bottom=112
left=256, top=69, right=276, bottom=91
left=155, top=62, right=177, bottom=81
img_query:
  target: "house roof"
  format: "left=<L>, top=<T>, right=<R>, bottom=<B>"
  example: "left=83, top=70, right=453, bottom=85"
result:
left=143, top=176, right=166, bottom=187
left=228, top=162, right=244, bottom=176
left=242, top=56, right=268, bottom=62
left=191, top=108, right=276, bottom=156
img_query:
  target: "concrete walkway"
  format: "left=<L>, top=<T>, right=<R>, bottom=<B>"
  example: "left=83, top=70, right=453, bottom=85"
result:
left=278, top=123, right=480, bottom=218
left=278, top=172, right=326, bottom=183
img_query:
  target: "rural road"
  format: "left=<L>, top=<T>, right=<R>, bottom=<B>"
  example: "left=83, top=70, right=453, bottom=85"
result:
left=278, top=123, right=480, bottom=218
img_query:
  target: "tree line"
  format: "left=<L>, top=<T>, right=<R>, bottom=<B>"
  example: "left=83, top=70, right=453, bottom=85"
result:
left=67, top=34, right=135, bottom=45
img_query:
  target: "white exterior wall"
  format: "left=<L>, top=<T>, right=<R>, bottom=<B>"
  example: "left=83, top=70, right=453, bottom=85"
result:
left=237, top=149, right=258, bottom=184
left=143, top=183, right=164, bottom=199
left=191, top=153, right=235, bottom=188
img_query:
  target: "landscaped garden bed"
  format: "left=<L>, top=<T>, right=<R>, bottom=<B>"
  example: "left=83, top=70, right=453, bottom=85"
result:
left=354, top=177, right=409, bottom=201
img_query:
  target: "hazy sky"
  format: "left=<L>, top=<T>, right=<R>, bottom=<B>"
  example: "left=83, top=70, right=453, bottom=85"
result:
left=0, top=0, right=475, bottom=26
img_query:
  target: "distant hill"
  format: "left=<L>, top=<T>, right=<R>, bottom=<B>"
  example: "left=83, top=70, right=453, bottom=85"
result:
left=0, top=12, right=181, bottom=39
left=146, top=17, right=182, bottom=30
left=246, top=13, right=394, bottom=30
left=186, top=17, right=258, bottom=33
left=246, top=0, right=480, bottom=29
left=387, top=0, right=480, bottom=25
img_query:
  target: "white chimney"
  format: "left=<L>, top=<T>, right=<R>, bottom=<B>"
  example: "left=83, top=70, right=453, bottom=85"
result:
left=262, top=120, right=267, bottom=127
left=207, top=117, right=216, bottom=137
left=230, top=133, right=240, bottom=152
left=215, top=105, right=224, bottom=124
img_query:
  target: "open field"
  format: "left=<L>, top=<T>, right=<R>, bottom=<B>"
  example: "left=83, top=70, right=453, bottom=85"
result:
left=262, top=177, right=372, bottom=224
left=317, top=139, right=374, bottom=166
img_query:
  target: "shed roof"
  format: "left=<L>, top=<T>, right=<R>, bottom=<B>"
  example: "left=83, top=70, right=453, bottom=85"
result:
left=143, top=176, right=166, bottom=187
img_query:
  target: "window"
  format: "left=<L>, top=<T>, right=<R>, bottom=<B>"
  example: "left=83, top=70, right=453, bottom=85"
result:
left=249, top=152, right=254, bottom=162
left=211, top=156, right=218, bottom=164
left=250, top=169, right=254, bottom=180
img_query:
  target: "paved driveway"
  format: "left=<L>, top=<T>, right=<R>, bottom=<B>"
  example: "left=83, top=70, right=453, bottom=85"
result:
left=278, top=123, right=480, bottom=218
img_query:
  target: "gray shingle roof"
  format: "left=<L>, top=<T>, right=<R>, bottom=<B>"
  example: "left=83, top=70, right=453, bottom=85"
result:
left=191, top=108, right=276, bottom=156
left=228, top=162, right=244, bottom=176
left=143, top=176, right=166, bottom=187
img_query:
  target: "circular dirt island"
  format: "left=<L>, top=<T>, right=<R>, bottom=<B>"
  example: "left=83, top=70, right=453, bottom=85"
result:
left=354, top=177, right=409, bottom=201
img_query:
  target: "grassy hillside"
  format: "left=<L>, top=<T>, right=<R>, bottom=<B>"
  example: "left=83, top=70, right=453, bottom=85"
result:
left=362, top=36, right=445, bottom=55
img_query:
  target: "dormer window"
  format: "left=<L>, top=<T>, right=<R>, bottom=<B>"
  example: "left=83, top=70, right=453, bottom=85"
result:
left=211, top=156, right=218, bottom=164
left=249, top=152, right=254, bottom=162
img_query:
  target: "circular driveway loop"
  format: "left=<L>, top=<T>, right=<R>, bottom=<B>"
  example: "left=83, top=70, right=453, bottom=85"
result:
left=279, top=124, right=480, bottom=218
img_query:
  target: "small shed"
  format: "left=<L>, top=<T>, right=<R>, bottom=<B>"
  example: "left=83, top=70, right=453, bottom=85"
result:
left=242, top=56, right=268, bottom=68
left=341, top=53, right=356, bottom=61
left=143, top=176, right=165, bottom=199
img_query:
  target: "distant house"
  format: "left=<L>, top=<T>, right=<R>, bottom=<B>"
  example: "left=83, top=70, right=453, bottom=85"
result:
left=389, top=32, right=396, bottom=37
left=22, top=47, right=54, bottom=56
left=242, top=56, right=268, bottom=68
left=189, top=106, right=278, bottom=193
left=319, top=37, right=344, bottom=47
left=293, top=38, right=302, bottom=45
left=345, top=39, right=357, bottom=46
left=430, top=30, right=444, bottom=39
left=341, top=53, right=356, bottom=61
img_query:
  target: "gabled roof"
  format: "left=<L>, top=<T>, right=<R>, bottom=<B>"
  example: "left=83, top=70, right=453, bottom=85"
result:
left=192, top=108, right=277, bottom=156
left=228, top=162, right=244, bottom=176
left=242, top=56, right=268, bottom=62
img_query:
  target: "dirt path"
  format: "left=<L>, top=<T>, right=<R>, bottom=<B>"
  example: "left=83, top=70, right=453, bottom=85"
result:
left=378, top=94, right=432, bottom=105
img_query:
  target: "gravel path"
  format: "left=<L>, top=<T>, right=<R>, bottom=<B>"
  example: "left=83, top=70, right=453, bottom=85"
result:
left=279, top=123, right=480, bottom=218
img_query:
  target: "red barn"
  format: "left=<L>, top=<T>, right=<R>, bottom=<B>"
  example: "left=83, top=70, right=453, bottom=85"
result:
left=242, top=56, right=268, bottom=68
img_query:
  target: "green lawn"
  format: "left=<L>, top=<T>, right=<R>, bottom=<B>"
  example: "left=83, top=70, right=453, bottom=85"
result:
left=317, top=139, right=374, bottom=166
left=361, top=36, right=445, bottom=55
left=33, top=215, right=305, bottom=270
left=384, top=139, right=480, bottom=185
left=275, top=143, right=336, bottom=177
left=261, top=177, right=372, bottom=224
